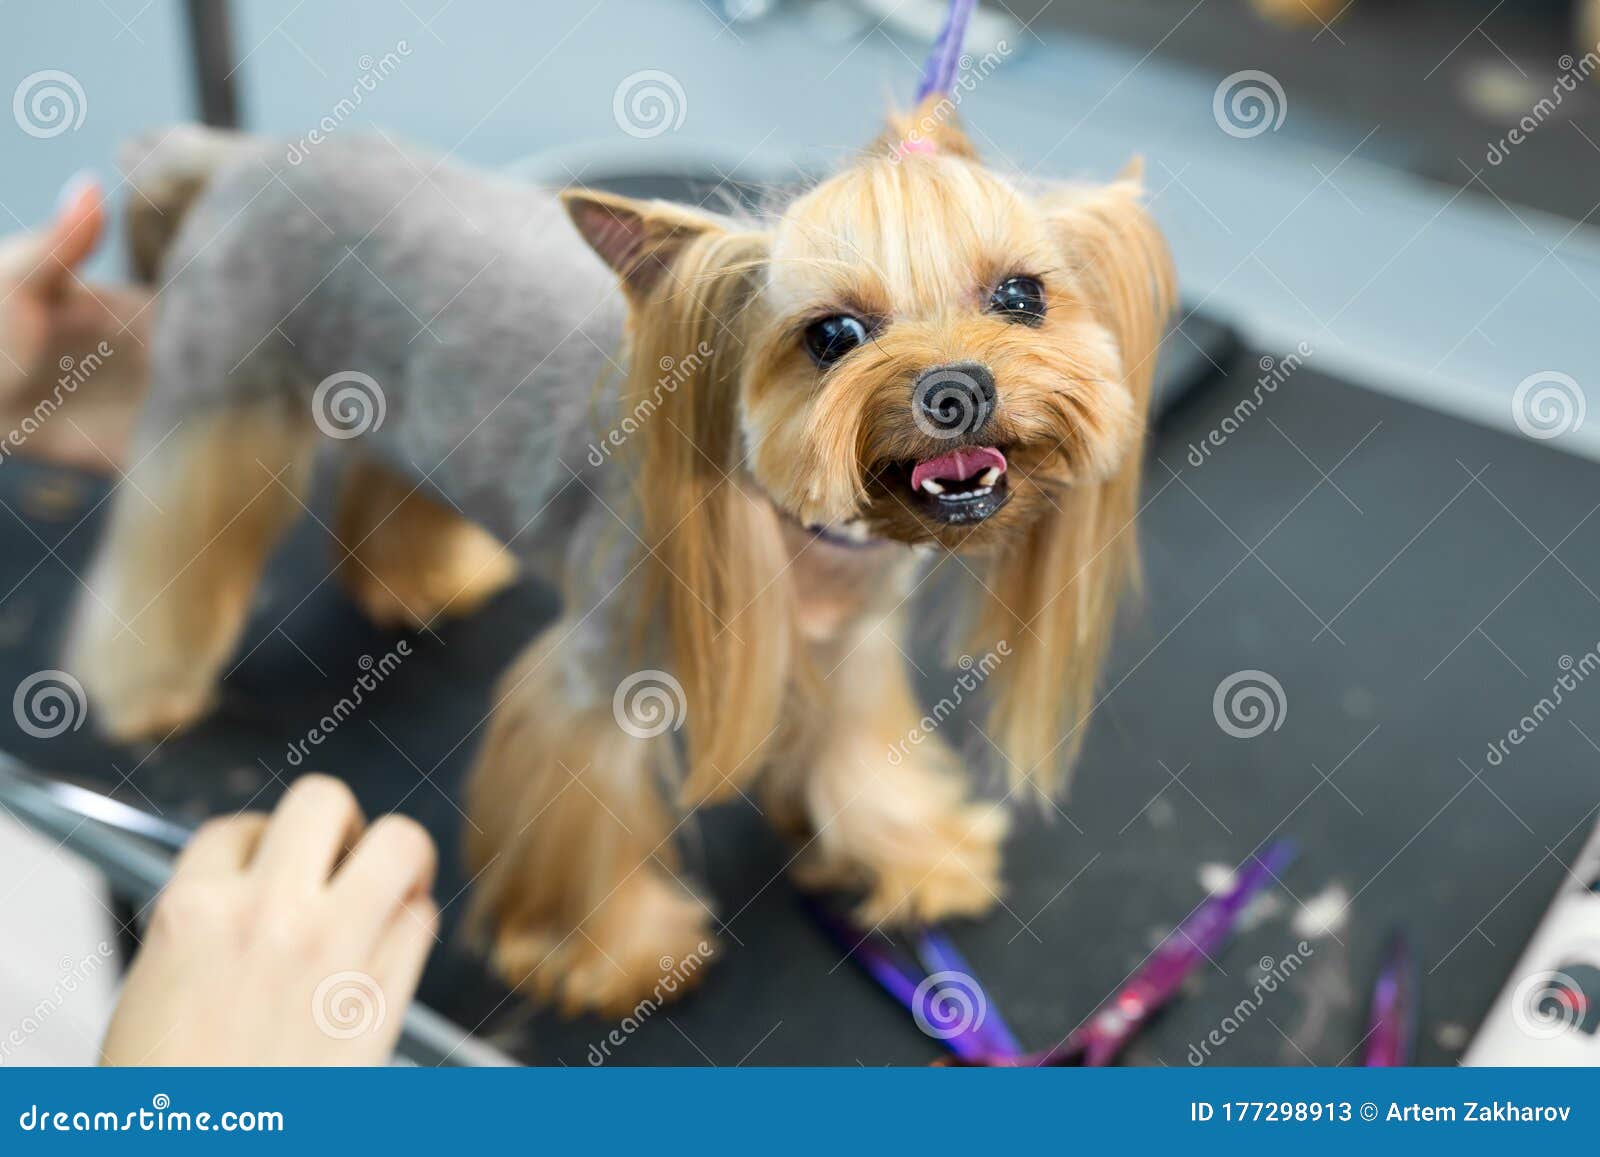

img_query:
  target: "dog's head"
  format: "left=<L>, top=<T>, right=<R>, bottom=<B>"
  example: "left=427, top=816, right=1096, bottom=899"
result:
left=565, top=107, right=1174, bottom=800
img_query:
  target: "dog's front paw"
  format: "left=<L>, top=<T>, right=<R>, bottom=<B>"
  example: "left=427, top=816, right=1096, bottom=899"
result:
left=490, top=874, right=718, bottom=1018
left=92, top=676, right=214, bottom=743
left=68, top=621, right=216, bottom=742
left=854, top=801, right=1009, bottom=927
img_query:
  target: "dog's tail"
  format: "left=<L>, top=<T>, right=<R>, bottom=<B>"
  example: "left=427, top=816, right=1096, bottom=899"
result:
left=119, top=125, right=250, bottom=284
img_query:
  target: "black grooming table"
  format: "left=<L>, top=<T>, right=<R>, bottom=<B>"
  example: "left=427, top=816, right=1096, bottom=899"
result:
left=3, top=351, right=1598, bottom=1066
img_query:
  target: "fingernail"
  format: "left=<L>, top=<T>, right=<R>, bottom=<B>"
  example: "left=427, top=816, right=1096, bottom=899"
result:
left=55, top=169, right=100, bottom=211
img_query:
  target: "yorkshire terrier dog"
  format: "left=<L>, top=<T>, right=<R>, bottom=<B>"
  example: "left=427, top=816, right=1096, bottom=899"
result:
left=66, top=102, right=1173, bottom=1013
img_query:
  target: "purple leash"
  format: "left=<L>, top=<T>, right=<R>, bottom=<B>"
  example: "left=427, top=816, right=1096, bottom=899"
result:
left=914, top=0, right=978, bottom=102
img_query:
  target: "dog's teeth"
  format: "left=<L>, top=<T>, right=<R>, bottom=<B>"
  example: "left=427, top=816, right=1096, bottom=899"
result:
left=972, top=486, right=991, bottom=496
left=979, top=467, right=1001, bottom=487
left=920, top=479, right=945, bottom=495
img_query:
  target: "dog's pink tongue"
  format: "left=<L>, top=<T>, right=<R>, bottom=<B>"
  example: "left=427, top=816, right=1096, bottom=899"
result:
left=911, top=446, right=1007, bottom=491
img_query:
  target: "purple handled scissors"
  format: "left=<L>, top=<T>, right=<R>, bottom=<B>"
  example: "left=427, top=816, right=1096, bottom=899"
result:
left=807, top=904, right=1024, bottom=1063
left=815, top=840, right=1296, bottom=1066
left=1361, top=931, right=1416, bottom=1067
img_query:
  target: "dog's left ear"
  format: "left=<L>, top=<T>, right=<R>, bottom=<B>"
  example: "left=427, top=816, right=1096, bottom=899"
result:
left=975, top=162, right=1176, bottom=798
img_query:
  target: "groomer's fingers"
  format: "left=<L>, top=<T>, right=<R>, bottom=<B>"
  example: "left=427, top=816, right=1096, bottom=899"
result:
left=171, top=813, right=268, bottom=877
left=250, top=774, right=366, bottom=895
left=328, top=813, right=437, bottom=948
left=35, top=177, right=104, bottom=285
left=368, top=894, right=440, bottom=1019
left=0, top=176, right=104, bottom=288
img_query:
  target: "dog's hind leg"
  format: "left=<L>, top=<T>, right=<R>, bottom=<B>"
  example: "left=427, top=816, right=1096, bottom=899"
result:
left=769, top=622, right=1008, bottom=927
left=332, top=457, right=516, bottom=629
left=465, top=621, right=716, bottom=1016
left=66, top=401, right=315, bottom=741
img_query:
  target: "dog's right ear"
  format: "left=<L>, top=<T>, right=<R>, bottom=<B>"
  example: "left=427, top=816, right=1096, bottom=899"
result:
left=565, top=187, right=786, bottom=807
left=562, top=189, right=725, bottom=301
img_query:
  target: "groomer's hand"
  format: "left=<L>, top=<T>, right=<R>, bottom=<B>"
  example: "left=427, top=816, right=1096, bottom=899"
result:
left=101, top=775, right=439, bottom=1066
left=0, top=176, right=151, bottom=472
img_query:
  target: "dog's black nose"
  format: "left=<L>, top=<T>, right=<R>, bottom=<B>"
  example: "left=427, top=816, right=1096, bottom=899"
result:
left=912, top=362, right=996, bottom=439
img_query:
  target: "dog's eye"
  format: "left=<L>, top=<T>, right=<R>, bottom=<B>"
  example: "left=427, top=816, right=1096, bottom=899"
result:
left=803, top=315, right=869, bottom=366
left=989, top=276, right=1046, bottom=325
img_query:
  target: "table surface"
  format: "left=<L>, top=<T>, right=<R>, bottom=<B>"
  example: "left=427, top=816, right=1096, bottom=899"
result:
left=2, top=347, right=1597, bottom=1067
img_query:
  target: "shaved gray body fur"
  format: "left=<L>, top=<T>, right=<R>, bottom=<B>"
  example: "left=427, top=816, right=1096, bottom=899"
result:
left=142, top=132, right=631, bottom=587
